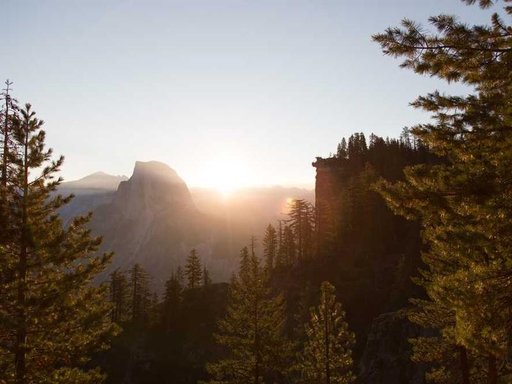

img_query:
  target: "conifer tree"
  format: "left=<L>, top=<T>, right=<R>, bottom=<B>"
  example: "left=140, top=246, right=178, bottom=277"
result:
left=287, top=199, right=315, bottom=261
left=185, top=249, right=202, bottom=289
left=374, top=1, right=512, bottom=382
left=263, top=224, right=278, bottom=271
left=129, top=263, right=151, bottom=324
left=0, top=80, right=18, bottom=247
left=0, top=80, right=17, bottom=187
left=282, top=225, right=296, bottom=266
left=299, top=282, right=355, bottom=384
left=205, top=246, right=290, bottom=384
left=0, top=103, right=116, bottom=384
left=336, top=138, right=348, bottom=159
left=239, top=246, right=251, bottom=275
left=162, top=271, right=183, bottom=332
left=110, top=270, right=129, bottom=323
left=275, top=220, right=286, bottom=269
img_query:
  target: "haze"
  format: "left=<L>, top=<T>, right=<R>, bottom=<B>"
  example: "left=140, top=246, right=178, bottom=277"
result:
left=3, top=0, right=490, bottom=189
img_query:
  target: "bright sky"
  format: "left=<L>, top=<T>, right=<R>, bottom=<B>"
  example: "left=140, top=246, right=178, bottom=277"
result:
left=3, top=0, right=493, bottom=190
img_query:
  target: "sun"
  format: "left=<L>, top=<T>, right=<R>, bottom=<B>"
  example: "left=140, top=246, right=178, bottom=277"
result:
left=199, top=156, right=250, bottom=197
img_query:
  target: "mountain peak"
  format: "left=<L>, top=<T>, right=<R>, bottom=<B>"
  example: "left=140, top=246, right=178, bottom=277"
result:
left=89, top=171, right=109, bottom=177
left=114, top=161, right=196, bottom=216
left=132, top=161, right=180, bottom=180
left=61, top=171, right=127, bottom=192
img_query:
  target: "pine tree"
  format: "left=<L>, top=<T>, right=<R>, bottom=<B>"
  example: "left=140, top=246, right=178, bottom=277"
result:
left=263, top=224, right=278, bottom=271
left=239, top=246, right=251, bottom=277
left=374, top=1, right=512, bottom=382
left=129, top=263, right=151, bottom=324
left=185, top=249, right=202, bottom=289
left=282, top=225, right=296, bottom=267
left=110, top=270, right=129, bottom=323
left=336, top=138, right=348, bottom=159
left=0, top=80, right=17, bottom=187
left=287, top=199, right=315, bottom=262
left=205, top=247, right=290, bottom=384
left=162, top=271, right=183, bottom=332
left=0, top=80, right=18, bottom=247
left=0, top=103, right=116, bottom=384
left=275, top=220, right=286, bottom=269
left=299, top=282, right=355, bottom=384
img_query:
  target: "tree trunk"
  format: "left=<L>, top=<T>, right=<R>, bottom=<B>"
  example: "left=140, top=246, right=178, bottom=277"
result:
left=459, top=346, right=470, bottom=384
left=1, top=86, right=9, bottom=187
left=15, top=124, right=29, bottom=384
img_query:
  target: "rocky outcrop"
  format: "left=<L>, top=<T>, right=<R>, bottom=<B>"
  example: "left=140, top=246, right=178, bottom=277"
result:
left=359, top=311, right=426, bottom=384
left=112, top=161, right=196, bottom=219
left=91, top=161, right=235, bottom=288
left=60, top=162, right=315, bottom=288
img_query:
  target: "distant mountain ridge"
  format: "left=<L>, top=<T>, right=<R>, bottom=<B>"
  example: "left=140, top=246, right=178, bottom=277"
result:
left=58, top=161, right=314, bottom=288
left=60, top=172, right=128, bottom=193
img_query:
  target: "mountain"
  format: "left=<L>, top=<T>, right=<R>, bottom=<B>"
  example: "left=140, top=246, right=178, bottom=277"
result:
left=58, top=162, right=314, bottom=288
left=60, top=171, right=128, bottom=194
left=58, top=172, right=127, bottom=224
left=89, top=161, right=238, bottom=288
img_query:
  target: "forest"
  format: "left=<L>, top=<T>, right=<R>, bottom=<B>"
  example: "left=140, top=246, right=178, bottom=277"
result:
left=1, top=0, right=512, bottom=383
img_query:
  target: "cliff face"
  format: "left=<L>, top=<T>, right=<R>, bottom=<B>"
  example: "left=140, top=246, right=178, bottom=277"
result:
left=59, top=163, right=315, bottom=288
left=312, top=157, right=342, bottom=248
left=112, top=161, right=196, bottom=220
left=311, top=139, right=437, bottom=383
left=91, top=161, right=233, bottom=287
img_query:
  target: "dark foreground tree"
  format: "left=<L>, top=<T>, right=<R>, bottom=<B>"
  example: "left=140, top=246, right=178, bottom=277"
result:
left=263, top=224, right=278, bottom=271
left=287, top=199, right=315, bottom=262
left=204, top=247, right=290, bottom=384
left=374, top=1, right=512, bottom=382
left=0, top=103, right=116, bottom=384
left=110, top=270, right=130, bottom=323
left=162, top=271, right=183, bottom=333
left=299, top=282, right=355, bottom=384
left=129, top=263, right=151, bottom=325
left=0, top=80, right=18, bottom=247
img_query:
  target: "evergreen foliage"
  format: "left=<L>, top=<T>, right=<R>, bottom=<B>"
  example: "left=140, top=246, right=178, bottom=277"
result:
left=0, top=80, right=18, bottom=247
left=204, top=246, right=290, bottom=384
left=281, top=225, right=296, bottom=268
left=110, top=270, right=130, bottom=323
left=185, top=249, right=203, bottom=289
left=0, top=102, right=116, bottom=384
left=129, top=263, right=151, bottom=325
left=374, top=1, right=512, bottom=382
left=162, top=271, right=183, bottom=332
left=286, top=200, right=315, bottom=262
left=263, top=224, right=278, bottom=271
left=299, top=282, right=355, bottom=384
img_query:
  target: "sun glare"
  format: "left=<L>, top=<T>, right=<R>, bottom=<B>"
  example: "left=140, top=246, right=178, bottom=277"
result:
left=200, top=157, right=250, bottom=197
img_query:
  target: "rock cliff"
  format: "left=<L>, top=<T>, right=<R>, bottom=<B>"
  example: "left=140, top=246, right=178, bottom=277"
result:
left=91, top=161, right=234, bottom=287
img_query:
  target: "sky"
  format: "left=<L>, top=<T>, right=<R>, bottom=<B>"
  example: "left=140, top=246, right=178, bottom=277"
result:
left=3, top=0, right=495, bottom=190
